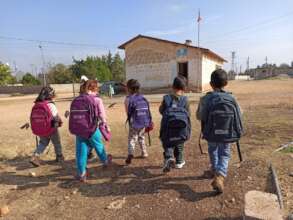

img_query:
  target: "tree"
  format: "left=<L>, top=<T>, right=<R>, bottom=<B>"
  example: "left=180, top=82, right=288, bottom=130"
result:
left=71, top=56, right=112, bottom=82
left=0, top=62, right=15, bottom=85
left=21, top=73, right=40, bottom=85
left=279, top=63, right=290, bottom=68
left=111, top=53, right=125, bottom=81
left=48, top=64, right=73, bottom=84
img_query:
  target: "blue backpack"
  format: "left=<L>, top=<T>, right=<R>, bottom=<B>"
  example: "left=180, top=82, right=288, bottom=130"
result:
left=160, top=95, right=191, bottom=145
left=127, top=94, right=152, bottom=129
left=202, top=91, right=243, bottom=143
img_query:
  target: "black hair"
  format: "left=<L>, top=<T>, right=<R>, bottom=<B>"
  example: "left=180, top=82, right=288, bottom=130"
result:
left=126, top=79, right=140, bottom=94
left=210, top=69, right=228, bottom=88
left=173, top=76, right=187, bottom=91
left=35, top=86, right=55, bottom=102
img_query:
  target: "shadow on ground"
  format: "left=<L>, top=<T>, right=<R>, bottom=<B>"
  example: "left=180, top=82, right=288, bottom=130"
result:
left=0, top=156, right=218, bottom=203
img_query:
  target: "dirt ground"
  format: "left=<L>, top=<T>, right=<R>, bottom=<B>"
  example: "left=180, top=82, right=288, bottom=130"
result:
left=0, top=78, right=292, bottom=219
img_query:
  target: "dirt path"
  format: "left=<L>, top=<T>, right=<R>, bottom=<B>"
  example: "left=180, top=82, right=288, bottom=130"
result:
left=0, top=78, right=292, bottom=219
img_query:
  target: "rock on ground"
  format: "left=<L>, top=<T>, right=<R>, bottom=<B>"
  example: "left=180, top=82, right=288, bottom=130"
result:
left=244, top=190, right=283, bottom=220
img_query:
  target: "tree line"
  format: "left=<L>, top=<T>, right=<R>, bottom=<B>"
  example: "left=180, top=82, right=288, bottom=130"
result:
left=0, top=51, right=125, bottom=86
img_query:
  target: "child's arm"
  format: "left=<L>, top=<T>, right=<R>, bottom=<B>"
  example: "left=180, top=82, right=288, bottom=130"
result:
left=124, top=97, right=129, bottom=117
left=96, top=98, right=107, bottom=123
left=196, top=96, right=206, bottom=121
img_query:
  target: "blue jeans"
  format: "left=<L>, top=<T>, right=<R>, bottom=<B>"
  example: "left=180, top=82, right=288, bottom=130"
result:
left=76, top=129, right=107, bottom=175
left=208, top=142, right=231, bottom=177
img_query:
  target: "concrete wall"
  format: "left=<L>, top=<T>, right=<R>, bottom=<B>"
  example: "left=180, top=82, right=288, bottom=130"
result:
left=0, top=83, right=80, bottom=95
left=201, top=54, right=223, bottom=91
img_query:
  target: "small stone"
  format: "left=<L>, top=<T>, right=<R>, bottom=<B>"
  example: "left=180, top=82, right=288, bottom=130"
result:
left=134, top=204, right=140, bottom=209
left=64, top=196, right=70, bottom=200
left=0, top=205, right=9, bottom=217
left=230, top=198, right=236, bottom=203
left=72, top=189, right=78, bottom=195
left=247, top=176, right=252, bottom=181
left=289, top=172, right=293, bottom=177
left=106, top=197, right=126, bottom=210
left=170, top=199, right=173, bottom=202
left=29, top=171, right=36, bottom=177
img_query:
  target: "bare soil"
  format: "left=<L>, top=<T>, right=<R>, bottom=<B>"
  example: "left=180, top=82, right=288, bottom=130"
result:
left=0, top=78, right=292, bottom=219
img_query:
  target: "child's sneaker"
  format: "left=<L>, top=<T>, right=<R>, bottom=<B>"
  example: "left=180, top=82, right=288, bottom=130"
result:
left=163, top=158, right=175, bottom=173
left=55, top=154, right=64, bottom=163
left=175, top=160, right=186, bottom=169
left=30, top=155, right=41, bottom=167
left=75, top=173, right=87, bottom=182
left=125, top=154, right=133, bottom=165
left=141, top=152, right=148, bottom=158
left=103, top=154, right=112, bottom=168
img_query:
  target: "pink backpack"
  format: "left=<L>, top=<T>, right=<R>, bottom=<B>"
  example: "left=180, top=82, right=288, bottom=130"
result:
left=30, top=101, right=55, bottom=137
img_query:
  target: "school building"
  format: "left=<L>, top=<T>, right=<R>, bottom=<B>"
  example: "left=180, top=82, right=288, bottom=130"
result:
left=118, top=35, right=227, bottom=92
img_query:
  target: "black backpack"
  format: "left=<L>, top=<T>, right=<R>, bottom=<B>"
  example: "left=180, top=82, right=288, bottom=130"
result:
left=202, top=91, right=243, bottom=143
left=160, top=95, right=191, bottom=145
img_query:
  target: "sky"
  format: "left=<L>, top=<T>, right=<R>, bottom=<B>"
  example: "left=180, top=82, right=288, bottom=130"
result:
left=0, top=0, right=293, bottom=73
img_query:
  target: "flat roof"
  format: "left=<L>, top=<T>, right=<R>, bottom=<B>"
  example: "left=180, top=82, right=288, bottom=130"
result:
left=118, top=34, right=227, bottom=63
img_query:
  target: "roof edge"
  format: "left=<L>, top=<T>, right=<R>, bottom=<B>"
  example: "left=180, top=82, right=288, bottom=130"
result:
left=118, top=35, right=227, bottom=62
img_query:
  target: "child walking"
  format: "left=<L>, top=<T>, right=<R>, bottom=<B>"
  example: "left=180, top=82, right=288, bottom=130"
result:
left=30, top=86, right=64, bottom=167
left=69, top=80, right=112, bottom=182
left=125, top=79, right=153, bottom=165
left=159, top=76, right=191, bottom=172
left=196, top=69, right=243, bottom=193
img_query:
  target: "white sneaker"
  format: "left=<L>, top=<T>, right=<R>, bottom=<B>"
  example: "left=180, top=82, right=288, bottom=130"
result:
left=163, top=158, right=175, bottom=173
left=175, top=161, right=186, bottom=169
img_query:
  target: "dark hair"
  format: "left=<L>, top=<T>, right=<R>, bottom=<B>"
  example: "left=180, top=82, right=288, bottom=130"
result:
left=126, top=79, right=140, bottom=94
left=35, top=86, right=55, bottom=102
left=173, top=76, right=187, bottom=91
left=79, top=81, right=87, bottom=94
left=85, top=80, right=99, bottom=93
left=210, top=69, right=228, bottom=88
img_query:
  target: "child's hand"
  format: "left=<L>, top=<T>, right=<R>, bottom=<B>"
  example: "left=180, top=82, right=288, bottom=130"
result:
left=145, top=122, right=154, bottom=132
left=64, top=110, right=70, bottom=118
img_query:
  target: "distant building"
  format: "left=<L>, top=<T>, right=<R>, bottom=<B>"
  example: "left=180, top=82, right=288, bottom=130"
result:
left=118, top=35, right=227, bottom=92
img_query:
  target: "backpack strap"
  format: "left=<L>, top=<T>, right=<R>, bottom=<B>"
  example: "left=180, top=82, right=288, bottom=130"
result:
left=178, top=96, right=187, bottom=108
left=163, top=94, right=173, bottom=108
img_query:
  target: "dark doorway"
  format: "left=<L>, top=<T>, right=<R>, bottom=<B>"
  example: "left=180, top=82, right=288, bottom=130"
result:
left=178, top=62, right=188, bottom=80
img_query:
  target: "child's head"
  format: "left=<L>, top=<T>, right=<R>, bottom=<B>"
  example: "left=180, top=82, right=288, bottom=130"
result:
left=35, top=86, right=56, bottom=102
left=172, top=76, right=187, bottom=91
left=210, top=69, right=228, bottom=89
left=85, top=80, right=99, bottom=95
left=126, top=79, right=140, bottom=94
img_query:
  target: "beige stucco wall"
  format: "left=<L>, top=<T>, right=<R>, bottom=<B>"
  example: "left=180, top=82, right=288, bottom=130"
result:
left=201, top=54, right=224, bottom=91
left=124, top=38, right=202, bottom=89
left=124, top=37, right=223, bottom=92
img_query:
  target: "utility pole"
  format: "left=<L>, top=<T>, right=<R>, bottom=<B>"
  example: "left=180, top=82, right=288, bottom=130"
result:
left=265, top=56, right=268, bottom=67
left=246, top=57, right=250, bottom=71
left=240, top=65, right=242, bottom=75
left=39, top=44, right=47, bottom=86
left=231, top=51, right=236, bottom=73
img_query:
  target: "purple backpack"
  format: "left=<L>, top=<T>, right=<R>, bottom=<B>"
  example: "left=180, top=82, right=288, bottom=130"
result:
left=69, top=94, right=97, bottom=139
left=127, top=94, right=152, bottom=129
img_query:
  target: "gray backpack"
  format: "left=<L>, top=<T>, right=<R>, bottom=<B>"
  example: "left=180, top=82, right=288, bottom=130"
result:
left=202, top=91, right=243, bottom=143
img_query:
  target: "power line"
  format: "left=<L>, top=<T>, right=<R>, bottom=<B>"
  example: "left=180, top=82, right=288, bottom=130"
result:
left=202, top=11, right=293, bottom=44
left=0, top=35, right=114, bottom=49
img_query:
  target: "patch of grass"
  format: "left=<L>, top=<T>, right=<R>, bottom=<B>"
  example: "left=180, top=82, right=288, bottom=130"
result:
left=282, top=146, right=293, bottom=153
